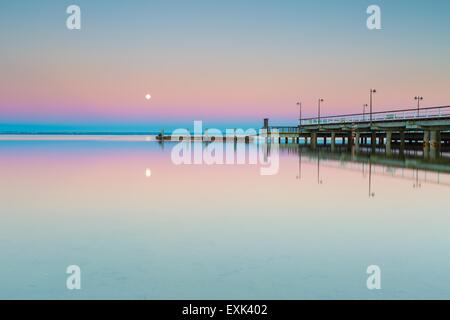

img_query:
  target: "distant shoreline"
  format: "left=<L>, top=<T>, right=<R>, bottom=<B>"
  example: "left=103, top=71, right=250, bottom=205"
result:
left=0, top=132, right=161, bottom=136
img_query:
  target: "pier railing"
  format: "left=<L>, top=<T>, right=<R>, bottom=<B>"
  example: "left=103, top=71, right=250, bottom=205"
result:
left=267, top=126, right=299, bottom=133
left=300, top=105, right=450, bottom=126
left=268, top=106, right=450, bottom=133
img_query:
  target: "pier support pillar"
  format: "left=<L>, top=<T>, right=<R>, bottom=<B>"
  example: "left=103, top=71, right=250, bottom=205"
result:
left=347, top=132, right=353, bottom=146
left=355, top=132, right=361, bottom=152
left=399, top=131, right=405, bottom=155
left=386, top=131, right=392, bottom=156
left=311, top=133, right=317, bottom=149
left=430, top=130, right=441, bottom=159
left=423, top=130, right=430, bottom=158
left=331, top=133, right=336, bottom=152
left=371, top=132, right=376, bottom=151
left=378, top=134, right=384, bottom=146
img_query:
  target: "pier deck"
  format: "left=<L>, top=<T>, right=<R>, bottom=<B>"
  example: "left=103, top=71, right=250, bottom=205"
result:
left=266, top=105, right=450, bottom=158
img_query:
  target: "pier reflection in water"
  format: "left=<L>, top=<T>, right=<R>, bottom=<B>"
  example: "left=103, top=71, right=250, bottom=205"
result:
left=276, top=143, right=450, bottom=196
left=0, top=138, right=449, bottom=299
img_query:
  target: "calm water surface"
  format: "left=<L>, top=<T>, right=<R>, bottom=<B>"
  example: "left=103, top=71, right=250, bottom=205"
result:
left=0, top=136, right=449, bottom=299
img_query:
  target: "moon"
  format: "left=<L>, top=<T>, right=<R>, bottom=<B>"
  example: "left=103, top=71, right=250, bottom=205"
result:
left=145, top=94, right=151, bottom=100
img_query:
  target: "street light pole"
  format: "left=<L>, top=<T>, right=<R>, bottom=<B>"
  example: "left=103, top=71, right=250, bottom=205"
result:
left=369, top=89, right=377, bottom=125
left=415, top=96, right=423, bottom=117
left=297, top=102, right=302, bottom=127
left=363, top=104, right=368, bottom=121
left=318, top=98, right=324, bottom=126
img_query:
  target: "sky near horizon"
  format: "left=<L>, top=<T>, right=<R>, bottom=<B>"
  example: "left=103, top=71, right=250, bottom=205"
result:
left=1, top=0, right=450, bottom=131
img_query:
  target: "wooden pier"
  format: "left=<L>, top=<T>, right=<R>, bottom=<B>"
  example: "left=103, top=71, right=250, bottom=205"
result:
left=265, top=105, right=450, bottom=158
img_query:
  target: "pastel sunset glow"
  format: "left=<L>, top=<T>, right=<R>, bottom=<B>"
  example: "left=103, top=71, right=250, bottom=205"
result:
left=1, top=0, right=450, bottom=131
left=1, top=0, right=450, bottom=302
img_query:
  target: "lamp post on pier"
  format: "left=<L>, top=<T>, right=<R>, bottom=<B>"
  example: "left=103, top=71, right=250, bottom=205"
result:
left=363, top=104, right=368, bottom=121
left=318, top=98, right=324, bottom=126
left=414, top=96, right=424, bottom=117
left=297, top=101, right=302, bottom=127
left=369, top=89, right=377, bottom=125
